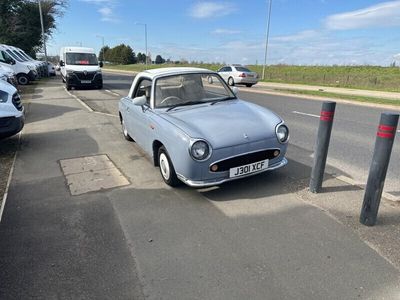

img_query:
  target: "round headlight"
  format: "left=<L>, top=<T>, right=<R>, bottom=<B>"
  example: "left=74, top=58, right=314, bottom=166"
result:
left=276, top=124, right=289, bottom=143
left=190, top=140, right=210, bottom=161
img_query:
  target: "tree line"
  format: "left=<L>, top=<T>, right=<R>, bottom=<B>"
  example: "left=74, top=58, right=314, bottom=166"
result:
left=0, top=0, right=66, bottom=57
left=99, top=44, right=167, bottom=65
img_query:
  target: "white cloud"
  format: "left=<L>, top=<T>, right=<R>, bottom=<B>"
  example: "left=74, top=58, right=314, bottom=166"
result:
left=212, top=28, right=241, bottom=35
left=325, top=1, right=400, bottom=30
left=80, top=0, right=119, bottom=23
left=272, top=30, right=320, bottom=42
left=190, top=2, right=236, bottom=19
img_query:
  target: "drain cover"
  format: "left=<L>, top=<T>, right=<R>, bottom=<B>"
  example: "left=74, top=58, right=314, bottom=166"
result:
left=60, top=154, right=129, bottom=195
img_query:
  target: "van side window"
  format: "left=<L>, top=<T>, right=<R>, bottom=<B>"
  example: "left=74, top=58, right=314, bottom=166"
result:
left=134, top=79, right=152, bottom=106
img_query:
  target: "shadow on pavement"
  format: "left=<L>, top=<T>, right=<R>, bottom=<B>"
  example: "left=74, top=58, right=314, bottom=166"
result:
left=25, top=102, right=80, bottom=124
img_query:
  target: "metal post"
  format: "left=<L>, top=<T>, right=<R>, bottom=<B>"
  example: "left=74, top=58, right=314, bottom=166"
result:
left=262, top=0, right=272, bottom=80
left=309, top=101, right=336, bottom=193
left=144, top=23, right=148, bottom=65
left=360, top=113, right=399, bottom=226
left=38, top=0, right=49, bottom=77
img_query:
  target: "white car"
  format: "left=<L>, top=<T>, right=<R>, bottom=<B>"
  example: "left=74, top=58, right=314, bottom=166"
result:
left=217, top=65, right=259, bottom=87
left=48, top=62, right=56, bottom=76
left=0, top=80, right=24, bottom=139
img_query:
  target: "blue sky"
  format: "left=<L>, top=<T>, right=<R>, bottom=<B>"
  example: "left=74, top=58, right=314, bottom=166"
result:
left=48, top=0, right=400, bottom=65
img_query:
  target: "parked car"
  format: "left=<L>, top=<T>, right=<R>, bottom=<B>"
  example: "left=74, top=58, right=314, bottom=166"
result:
left=0, top=80, right=24, bottom=139
left=217, top=65, right=259, bottom=87
left=119, top=67, right=288, bottom=187
left=48, top=62, right=56, bottom=76
left=0, top=64, right=18, bottom=87
left=0, top=45, right=37, bottom=85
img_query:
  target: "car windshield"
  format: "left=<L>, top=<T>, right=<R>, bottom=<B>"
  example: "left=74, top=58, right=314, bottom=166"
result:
left=12, top=50, right=27, bottom=61
left=155, top=73, right=236, bottom=109
left=235, top=67, right=251, bottom=72
left=66, top=53, right=98, bottom=65
left=5, top=49, right=23, bottom=62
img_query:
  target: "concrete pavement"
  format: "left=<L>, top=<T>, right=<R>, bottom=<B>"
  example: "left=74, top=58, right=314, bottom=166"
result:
left=0, top=77, right=400, bottom=299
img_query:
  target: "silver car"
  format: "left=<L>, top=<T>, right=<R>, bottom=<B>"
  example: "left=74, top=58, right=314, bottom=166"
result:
left=217, top=65, right=259, bottom=87
left=119, top=67, right=288, bottom=187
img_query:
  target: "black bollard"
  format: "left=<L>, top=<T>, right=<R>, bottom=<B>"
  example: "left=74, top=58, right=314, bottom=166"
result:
left=360, top=113, right=399, bottom=226
left=309, top=101, right=336, bottom=193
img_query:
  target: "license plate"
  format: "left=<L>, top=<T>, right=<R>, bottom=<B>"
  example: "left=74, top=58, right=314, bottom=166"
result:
left=81, top=80, right=91, bottom=84
left=229, top=159, right=269, bottom=178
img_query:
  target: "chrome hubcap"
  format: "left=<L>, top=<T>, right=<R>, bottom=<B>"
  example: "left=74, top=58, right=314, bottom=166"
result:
left=159, top=153, right=170, bottom=180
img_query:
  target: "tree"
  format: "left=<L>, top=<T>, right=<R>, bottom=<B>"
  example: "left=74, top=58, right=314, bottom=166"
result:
left=99, top=45, right=109, bottom=61
left=155, top=55, right=165, bottom=64
left=0, top=0, right=66, bottom=56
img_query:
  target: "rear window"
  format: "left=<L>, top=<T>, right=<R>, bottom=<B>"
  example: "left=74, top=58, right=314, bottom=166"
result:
left=235, top=67, right=251, bottom=72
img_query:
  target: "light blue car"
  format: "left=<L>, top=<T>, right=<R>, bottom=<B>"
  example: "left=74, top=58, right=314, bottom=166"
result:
left=119, top=67, right=289, bottom=187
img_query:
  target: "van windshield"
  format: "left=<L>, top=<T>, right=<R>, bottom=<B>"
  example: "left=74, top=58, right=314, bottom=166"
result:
left=66, top=53, right=98, bottom=65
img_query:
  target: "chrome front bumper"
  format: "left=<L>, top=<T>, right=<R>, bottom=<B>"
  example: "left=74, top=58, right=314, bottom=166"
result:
left=177, top=157, right=288, bottom=188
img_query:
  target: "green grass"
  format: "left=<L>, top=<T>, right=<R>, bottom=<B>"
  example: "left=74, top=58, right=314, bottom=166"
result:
left=105, top=64, right=400, bottom=92
left=275, top=89, right=400, bottom=106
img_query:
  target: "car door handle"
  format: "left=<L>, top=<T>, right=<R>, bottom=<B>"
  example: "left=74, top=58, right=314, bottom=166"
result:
left=126, top=107, right=130, bottom=112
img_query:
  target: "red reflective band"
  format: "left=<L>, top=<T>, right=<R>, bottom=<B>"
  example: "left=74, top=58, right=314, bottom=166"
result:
left=321, top=111, right=334, bottom=116
left=378, top=125, right=396, bottom=132
left=320, top=116, right=333, bottom=121
left=377, top=132, right=394, bottom=138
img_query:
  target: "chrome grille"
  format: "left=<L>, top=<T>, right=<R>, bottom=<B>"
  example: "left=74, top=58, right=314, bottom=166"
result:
left=210, top=149, right=280, bottom=172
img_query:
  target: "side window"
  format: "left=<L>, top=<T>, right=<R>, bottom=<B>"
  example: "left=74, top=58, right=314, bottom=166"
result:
left=226, top=67, right=232, bottom=72
left=219, top=67, right=226, bottom=72
left=134, top=79, right=152, bottom=105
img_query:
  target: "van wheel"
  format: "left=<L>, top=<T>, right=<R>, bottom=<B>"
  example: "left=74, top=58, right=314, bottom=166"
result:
left=228, top=77, right=235, bottom=86
left=98, top=84, right=103, bottom=89
left=158, top=146, right=180, bottom=187
left=66, top=83, right=71, bottom=90
left=17, top=74, right=29, bottom=85
left=246, top=84, right=253, bottom=87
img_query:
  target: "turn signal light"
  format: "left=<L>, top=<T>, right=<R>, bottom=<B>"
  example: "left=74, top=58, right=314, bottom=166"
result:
left=273, top=150, right=280, bottom=157
left=211, top=164, right=219, bottom=172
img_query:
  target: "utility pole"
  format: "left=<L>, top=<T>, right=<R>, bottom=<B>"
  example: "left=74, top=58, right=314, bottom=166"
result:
left=38, top=0, right=49, bottom=76
left=96, top=35, right=105, bottom=60
left=262, top=0, right=272, bottom=80
left=135, top=22, right=148, bottom=65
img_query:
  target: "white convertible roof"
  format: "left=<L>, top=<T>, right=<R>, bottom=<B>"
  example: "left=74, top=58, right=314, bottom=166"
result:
left=140, top=67, right=214, bottom=78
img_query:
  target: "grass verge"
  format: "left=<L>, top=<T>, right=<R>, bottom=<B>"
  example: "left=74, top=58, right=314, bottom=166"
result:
left=274, top=89, right=400, bottom=107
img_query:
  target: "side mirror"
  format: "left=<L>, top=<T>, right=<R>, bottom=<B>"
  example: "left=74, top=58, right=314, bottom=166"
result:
left=232, top=87, right=239, bottom=95
left=99, top=61, right=103, bottom=68
left=59, top=60, right=65, bottom=67
left=9, top=58, right=16, bottom=65
left=207, top=76, right=213, bottom=84
left=132, top=95, right=146, bottom=106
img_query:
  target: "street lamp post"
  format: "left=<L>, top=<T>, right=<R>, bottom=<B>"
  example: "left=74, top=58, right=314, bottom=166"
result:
left=135, top=22, right=148, bottom=65
left=96, top=35, right=105, bottom=61
left=262, top=0, right=272, bottom=80
left=38, top=0, right=49, bottom=76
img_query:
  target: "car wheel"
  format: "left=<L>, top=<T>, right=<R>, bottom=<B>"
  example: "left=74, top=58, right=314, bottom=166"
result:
left=246, top=84, right=253, bottom=87
left=228, top=77, right=235, bottom=86
left=158, top=146, right=180, bottom=187
left=66, top=83, right=71, bottom=90
left=121, top=118, right=133, bottom=141
left=98, top=84, right=103, bottom=89
left=17, top=74, right=29, bottom=85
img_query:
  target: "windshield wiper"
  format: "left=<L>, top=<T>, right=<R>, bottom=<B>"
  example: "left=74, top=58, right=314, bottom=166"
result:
left=166, top=101, right=205, bottom=112
left=210, top=96, right=236, bottom=105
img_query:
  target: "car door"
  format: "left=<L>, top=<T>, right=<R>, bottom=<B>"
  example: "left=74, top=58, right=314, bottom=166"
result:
left=128, top=78, right=153, bottom=152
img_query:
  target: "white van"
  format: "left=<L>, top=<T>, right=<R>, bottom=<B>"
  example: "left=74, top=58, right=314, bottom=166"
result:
left=11, top=46, right=46, bottom=77
left=0, top=80, right=24, bottom=139
left=59, top=47, right=103, bottom=90
left=0, top=45, right=37, bottom=85
left=0, top=64, right=17, bottom=86
left=0, top=45, right=39, bottom=78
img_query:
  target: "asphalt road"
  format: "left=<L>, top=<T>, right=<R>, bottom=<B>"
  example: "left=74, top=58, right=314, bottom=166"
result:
left=70, top=71, right=400, bottom=199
